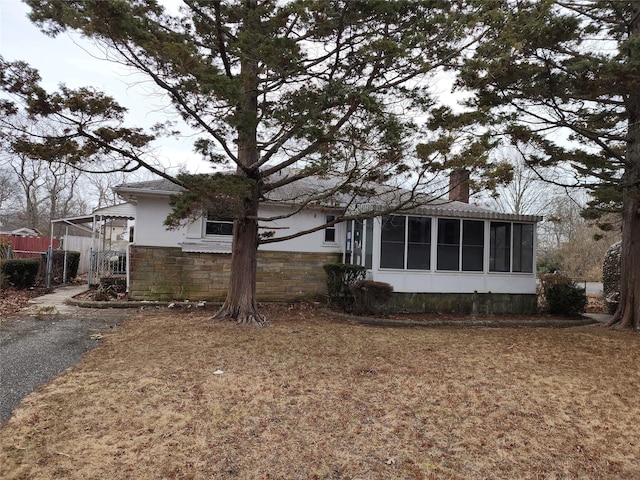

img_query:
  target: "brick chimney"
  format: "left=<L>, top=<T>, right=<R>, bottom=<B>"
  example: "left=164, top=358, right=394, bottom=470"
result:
left=449, top=170, right=470, bottom=203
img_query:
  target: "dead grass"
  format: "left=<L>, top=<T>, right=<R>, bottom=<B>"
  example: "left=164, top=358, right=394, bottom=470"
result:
left=0, top=287, right=49, bottom=318
left=1, top=303, right=639, bottom=479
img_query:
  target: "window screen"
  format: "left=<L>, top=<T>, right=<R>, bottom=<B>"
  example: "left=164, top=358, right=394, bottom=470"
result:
left=437, top=219, right=460, bottom=271
left=462, top=220, right=484, bottom=271
left=380, top=215, right=405, bottom=269
left=490, top=222, right=511, bottom=272
left=407, top=217, right=431, bottom=270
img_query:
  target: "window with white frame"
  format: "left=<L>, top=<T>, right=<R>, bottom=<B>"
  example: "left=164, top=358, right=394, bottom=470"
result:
left=407, top=217, right=431, bottom=270
left=205, top=214, right=234, bottom=236
left=462, top=220, right=484, bottom=271
left=489, top=222, right=511, bottom=272
left=512, top=223, right=534, bottom=272
left=380, top=215, right=431, bottom=270
left=379, top=216, right=534, bottom=274
left=380, top=215, right=406, bottom=269
left=489, top=221, right=534, bottom=273
left=436, top=218, right=460, bottom=270
left=324, top=214, right=336, bottom=243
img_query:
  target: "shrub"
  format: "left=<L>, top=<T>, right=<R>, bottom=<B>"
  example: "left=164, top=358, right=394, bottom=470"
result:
left=95, top=276, right=127, bottom=300
left=65, top=251, right=81, bottom=280
left=546, top=282, right=587, bottom=316
left=538, top=273, right=572, bottom=311
left=350, top=280, right=393, bottom=315
left=49, top=250, right=82, bottom=284
left=323, top=263, right=367, bottom=310
left=1, top=259, right=40, bottom=289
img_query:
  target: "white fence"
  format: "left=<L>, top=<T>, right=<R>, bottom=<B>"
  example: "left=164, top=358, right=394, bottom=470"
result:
left=61, top=235, right=94, bottom=275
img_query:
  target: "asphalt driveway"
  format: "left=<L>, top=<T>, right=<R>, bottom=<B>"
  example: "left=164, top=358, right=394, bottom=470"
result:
left=0, top=308, right=129, bottom=424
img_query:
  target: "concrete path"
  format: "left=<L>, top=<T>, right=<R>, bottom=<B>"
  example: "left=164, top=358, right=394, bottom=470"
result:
left=20, top=284, right=89, bottom=315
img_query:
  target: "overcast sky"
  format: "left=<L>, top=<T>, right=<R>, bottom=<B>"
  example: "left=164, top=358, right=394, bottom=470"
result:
left=0, top=0, right=208, bottom=174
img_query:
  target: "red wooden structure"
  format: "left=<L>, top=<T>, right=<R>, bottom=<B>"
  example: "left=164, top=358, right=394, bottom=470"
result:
left=0, top=235, right=59, bottom=258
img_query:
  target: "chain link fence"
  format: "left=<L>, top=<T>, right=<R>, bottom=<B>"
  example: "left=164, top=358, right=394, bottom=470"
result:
left=88, top=249, right=127, bottom=286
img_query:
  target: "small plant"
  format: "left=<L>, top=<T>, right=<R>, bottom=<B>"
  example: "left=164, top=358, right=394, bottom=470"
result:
left=350, top=280, right=393, bottom=315
left=93, top=276, right=127, bottom=300
left=34, top=305, right=58, bottom=319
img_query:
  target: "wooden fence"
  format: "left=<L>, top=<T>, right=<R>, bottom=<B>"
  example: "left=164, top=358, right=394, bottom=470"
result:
left=0, top=235, right=59, bottom=257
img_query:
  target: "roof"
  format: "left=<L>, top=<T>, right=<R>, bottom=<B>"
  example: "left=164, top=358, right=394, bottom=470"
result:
left=51, top=203, right=136, bottom=226
left=114, top=176, right=543, bottom=223
left=115, top=179, right=184, bottom=197
left=0, top=227, right=42, bottom=237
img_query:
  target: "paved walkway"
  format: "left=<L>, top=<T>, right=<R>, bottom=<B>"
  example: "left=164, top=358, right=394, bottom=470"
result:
left=21, top=284, right=89, bottom=315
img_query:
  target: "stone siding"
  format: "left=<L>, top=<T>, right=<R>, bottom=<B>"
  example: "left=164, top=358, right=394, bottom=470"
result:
left=128, top=246, right=537, bottom=314
left=384, top=292, right=538, bottom=315
left=128, top=246, right=342, bottom=302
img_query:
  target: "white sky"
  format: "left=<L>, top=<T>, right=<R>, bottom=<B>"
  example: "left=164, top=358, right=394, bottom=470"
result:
left=0, top=0, right=209, bottom=174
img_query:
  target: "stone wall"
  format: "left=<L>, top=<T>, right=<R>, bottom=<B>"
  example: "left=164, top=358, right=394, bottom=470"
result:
left=384, top=292, right=538, bottom=315
left=128, top=246, right=538, bottom=314
left=128, top=246, right=342, bottom=302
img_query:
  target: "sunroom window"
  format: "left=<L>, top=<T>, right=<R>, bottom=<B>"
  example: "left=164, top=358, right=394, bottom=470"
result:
left=489, top=222, right=511, bottom=272
left=513, top=223, right=534, bottom=273
left=489, top=222, right=535, bottom=273
left=437, top=218, right=460, bottom=270
left=462, top=220, right=484, bottom=271
left=380, top=215, right=405, bottom=269
left=407, top=217, right=431, bottom=270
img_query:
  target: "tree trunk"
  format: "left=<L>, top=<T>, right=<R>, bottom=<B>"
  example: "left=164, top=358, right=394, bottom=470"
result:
left=213, top=0, right=266, bottom=326
left=608, top=2, right=640, bottom=330
left=607, top=196, right=640, bottom=330
left=213, top=195, right=267, bottom=326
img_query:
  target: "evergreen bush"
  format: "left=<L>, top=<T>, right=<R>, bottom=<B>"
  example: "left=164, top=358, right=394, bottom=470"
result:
left=1, top=259, right=40, bottom=289
left=323, top=263, right=367, bottom=310
left=546, top=282, right=587, bottom=316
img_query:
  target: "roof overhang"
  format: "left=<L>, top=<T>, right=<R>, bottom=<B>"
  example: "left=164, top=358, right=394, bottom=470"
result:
left=51, top=203, right=136, bottom=233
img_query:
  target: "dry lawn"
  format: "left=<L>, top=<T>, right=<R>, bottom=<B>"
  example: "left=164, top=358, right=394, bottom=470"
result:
left=1, top=304, right=639, bottom=479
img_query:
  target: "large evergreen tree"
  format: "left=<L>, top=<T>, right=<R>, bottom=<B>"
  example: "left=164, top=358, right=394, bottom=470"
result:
left=458, top=0, right=640, bottom=329
left=0, top=0, right=505, bottom=325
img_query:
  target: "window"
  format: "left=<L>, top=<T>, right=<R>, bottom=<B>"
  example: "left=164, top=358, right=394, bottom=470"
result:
left=513, top=223, right=534, bottom=273
left=380, top=215, right=405, bottom=269
left=462, top=220, right=484, bottom=271
left=407, top=217, right=431, bottom=270
left=490, top=222, right=511, bottom=272
left=490, top=222, right=535, bottom=273
left=205, top=215, right=233, bottom=236
left=325, top=215, right=336, bottom=243
left=437, top=218, right=460, bottom=270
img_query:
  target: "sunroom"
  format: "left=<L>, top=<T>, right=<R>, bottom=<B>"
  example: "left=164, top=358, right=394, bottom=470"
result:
left=341, top=206, right=542, bottom=314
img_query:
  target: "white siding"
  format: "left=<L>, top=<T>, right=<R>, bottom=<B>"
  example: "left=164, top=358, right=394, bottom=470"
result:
left=133, top=196, right=187, bottom=247
left=131, top=195, right=343, bottom=255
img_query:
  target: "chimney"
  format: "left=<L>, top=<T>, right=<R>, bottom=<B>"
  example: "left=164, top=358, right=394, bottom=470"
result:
left=449, top=170, right=470, bottom=203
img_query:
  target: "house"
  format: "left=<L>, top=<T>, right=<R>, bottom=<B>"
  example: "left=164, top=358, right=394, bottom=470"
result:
left=0, top=227, right=42, bottom=237
left=114, top=174, right=542, bottom=314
